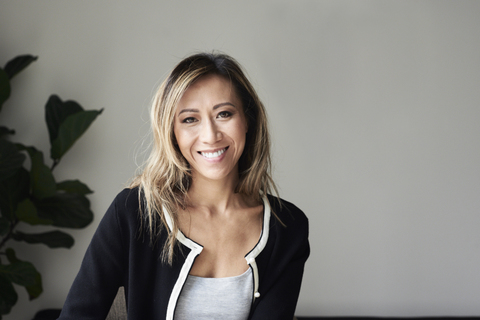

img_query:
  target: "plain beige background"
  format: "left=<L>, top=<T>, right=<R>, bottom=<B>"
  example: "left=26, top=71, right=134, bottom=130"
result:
left=1, top=1, right=480, bottom=318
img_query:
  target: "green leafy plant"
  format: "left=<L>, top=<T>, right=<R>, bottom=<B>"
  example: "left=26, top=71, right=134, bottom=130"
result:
left=0, top=55, right=102, bottom=318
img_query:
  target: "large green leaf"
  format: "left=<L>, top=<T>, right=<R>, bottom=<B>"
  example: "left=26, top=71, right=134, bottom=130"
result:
left=35, top=193, right=93, bottom=228
left=12, top=230, right=74, bottom=249
left=0, top=168, right=29, bottom=221
left=50, top=109, right=103, bottom=160
left=25, top=271, right=42, bottom=300
left=3, top=55, right=37, bottom=80
left=5, top=248, right=42, bottom=300
left=15, top=198, right=52, bottom=226
left=45, top=95, right=83, bottom=144
left=0, top=68, right=10, bottom=112
left=57, top=179, right=93, bottom=195
left=0, top=274, right=17, bottom=315
left=0, top=139, right=26, bottom=182
left=0, top=260, right=37, bottom=287
left=14, top=144, right=56, bottom=200
left=30, top=150, right=56, bottom=199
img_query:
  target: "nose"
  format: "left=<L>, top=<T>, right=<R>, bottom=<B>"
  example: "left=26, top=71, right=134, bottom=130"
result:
left=199, top=119, right=222, bottom=144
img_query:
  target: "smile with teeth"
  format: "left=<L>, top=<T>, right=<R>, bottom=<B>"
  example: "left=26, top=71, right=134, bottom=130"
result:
left=199, top=147, right=228, bottom=159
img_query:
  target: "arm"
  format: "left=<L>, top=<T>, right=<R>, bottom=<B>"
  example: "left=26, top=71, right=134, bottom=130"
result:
left=57, top=194, right=128, bottom=319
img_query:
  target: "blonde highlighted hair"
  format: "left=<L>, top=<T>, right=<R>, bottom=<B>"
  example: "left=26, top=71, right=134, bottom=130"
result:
left=130, top=52, right=278, bottom=264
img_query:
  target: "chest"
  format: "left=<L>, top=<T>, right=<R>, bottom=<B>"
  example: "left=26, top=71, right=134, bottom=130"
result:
left=178, top=206, right=263, bottom=277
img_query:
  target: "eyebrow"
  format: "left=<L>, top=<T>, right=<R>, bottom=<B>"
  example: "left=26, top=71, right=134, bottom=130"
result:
left=177, top=102, right=237, bottom=115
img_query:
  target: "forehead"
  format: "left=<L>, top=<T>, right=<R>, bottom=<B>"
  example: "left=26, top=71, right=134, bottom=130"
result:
left=176, top=74, right=241, bottom=110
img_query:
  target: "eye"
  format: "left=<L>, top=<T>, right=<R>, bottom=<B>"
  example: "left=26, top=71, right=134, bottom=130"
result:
left=217, top=111, right=232, bottom=119
left=182, top=117, right=197, bottom=123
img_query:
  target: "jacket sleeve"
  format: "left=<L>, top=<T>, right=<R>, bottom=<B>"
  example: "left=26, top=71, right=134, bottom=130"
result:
left=57, top=193, right=128, bottom=319
left=250, top=215, right=310, bottom=320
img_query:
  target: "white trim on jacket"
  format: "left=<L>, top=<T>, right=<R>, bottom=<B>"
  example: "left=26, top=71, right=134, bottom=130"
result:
left=162, top=195, right=271, bottom=320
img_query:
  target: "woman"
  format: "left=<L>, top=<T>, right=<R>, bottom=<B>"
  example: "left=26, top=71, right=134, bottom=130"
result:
left=58, top=52, right=309, bottom=320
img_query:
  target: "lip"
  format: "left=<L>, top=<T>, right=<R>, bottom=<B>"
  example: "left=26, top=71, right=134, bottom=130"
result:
left=197, top=146, right=229, bottom=162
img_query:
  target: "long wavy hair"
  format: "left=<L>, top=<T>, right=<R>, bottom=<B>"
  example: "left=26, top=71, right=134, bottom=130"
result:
left=130, top=52, right=278, bottom=264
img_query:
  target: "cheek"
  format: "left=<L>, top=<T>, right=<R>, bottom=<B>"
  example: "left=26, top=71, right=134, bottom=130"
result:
left=174, top=127, right=197, bottom=157
left=233, top=123, right=248, bottom=150
left=173, top=127, right=187, bottom=151
left=175, top=134, right=188, bottom=152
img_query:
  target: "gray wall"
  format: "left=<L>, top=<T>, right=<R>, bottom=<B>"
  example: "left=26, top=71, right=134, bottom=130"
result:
left=2, top=1, right=480, bottom=318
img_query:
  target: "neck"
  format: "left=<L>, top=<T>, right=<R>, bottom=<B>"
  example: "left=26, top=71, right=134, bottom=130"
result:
left=187, top=173, right=242, bottom=214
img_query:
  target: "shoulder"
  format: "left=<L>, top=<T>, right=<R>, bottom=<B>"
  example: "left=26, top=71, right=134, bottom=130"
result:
left=265, top=194, right=309, bottom=249
left=266, top=194, right=308, bottom=230
left=112, top=187, right=142, bottom=210
left=103, top=187, right=143, bottom=229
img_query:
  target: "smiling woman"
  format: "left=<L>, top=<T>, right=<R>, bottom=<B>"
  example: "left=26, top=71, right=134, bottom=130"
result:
left=58, top=53, right=310, bottom=320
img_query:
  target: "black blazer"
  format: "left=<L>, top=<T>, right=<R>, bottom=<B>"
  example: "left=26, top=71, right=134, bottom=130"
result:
left=58, top=188, right=309, bottom=320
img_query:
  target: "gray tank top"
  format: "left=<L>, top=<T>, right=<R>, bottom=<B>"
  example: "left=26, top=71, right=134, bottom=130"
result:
left=174, top=268, right=253, bottom=319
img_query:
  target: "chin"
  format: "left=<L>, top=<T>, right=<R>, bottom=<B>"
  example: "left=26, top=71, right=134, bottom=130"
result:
left=192, top=168, right=238, bottom=182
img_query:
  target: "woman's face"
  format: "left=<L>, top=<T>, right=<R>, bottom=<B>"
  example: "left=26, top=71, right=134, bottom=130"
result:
left=173, top=74, right=248, bottom=183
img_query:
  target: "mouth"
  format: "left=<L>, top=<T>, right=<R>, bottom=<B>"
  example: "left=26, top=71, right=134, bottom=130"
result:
left=198, top=147, right=228, bottom=159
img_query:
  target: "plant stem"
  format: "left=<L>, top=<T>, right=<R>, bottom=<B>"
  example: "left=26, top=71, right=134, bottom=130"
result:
left=50, top=158, right=59, bottom=171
